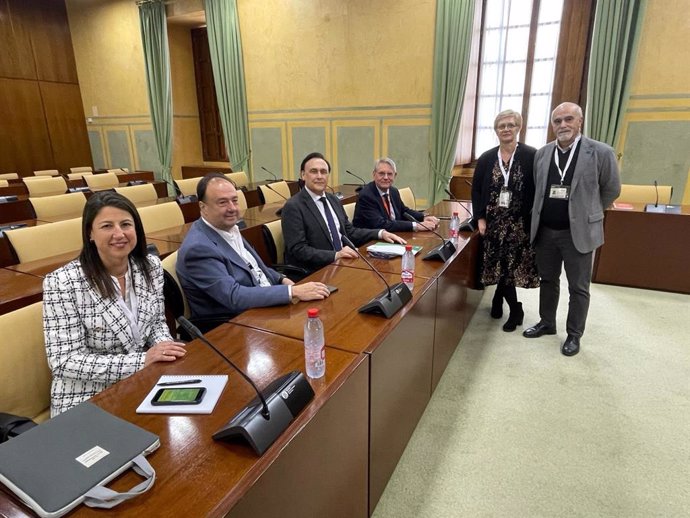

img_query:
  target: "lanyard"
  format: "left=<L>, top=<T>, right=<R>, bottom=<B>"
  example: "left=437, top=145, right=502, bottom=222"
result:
left=554, top=136, right=580, bottom=185
left=497, top=145, right=517, bottom=187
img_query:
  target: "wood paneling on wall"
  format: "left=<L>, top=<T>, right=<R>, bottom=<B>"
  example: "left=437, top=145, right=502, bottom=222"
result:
left=0, top=0, right=90, bottom=177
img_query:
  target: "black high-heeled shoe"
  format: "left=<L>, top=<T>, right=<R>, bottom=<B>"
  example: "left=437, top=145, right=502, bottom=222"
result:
left=502, top=302, right=524, bottom=332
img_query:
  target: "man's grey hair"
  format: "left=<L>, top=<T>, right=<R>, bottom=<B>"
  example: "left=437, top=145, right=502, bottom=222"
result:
left=374, top=157, right=397, bottom=173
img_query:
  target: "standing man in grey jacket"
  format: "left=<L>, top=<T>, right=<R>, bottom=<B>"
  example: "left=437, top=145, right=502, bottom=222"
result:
left=523, top=102, right=621, bottom=356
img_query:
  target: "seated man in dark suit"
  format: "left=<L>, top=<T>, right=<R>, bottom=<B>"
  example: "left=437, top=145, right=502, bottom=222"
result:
left=177, top=173, right=330, bottom=320
left=353, top=157, right=440, bottom=232
left=282, top=152, right=406, bottom=274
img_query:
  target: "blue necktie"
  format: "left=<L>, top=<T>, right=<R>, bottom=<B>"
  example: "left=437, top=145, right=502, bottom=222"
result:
left=320, top=197, right=343, bottom=251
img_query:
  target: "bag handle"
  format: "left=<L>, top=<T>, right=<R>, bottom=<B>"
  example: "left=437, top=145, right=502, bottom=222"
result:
left=83, top=455, right=155, bottom=509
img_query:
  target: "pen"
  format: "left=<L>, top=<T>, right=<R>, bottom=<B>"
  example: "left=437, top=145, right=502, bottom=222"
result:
left=157, top=379, right=202, bottom=386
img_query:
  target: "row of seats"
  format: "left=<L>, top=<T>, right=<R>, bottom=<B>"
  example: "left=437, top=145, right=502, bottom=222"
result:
left=9, top=174, right=154, bottom=198
left=5, top=201, right=185, bottom=263
left=175, top=171, right=249, bottom=195
left=0, top=167, right=129, bottom=180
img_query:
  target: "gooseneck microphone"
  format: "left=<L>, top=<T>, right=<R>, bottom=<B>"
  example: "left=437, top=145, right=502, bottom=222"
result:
left=169, top=180, right=197, bottom=204
left=444, top=188, right=475, bottom=232
left=654, top=180, right=659, bottom=208
left=177, top=316, right=315, bottom=455
left=263, top=182, right=288, bottom=216
left=260, top=166, right=279, bottom=182
left=403, top=213, right=456, bottom=261
left=341, top=235, right=412, bottom=318
left=345, top=170, right=366, bottom=192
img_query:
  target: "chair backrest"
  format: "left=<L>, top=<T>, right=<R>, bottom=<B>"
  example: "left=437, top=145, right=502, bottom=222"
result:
left=138, top=202, right=185, bottom=233
left=33, top=169, right=60, bottom=177
left=29, top=192, right=87, bottom=220
left=0, top=302, right=52, bottom=422
left=258, top=181, right=291, bottom=204
left=262, top=219, right=285, bottom=264
left=5, top=217, right=82, bottom=263
left=115, top=183, right=158, bottom=207
left=84, top=172, right=119, bottom=191
left=69, top=166, right=93, bottom=174
left=398, top=187, right=416, bottom=210
left=682, top=169, right=690, bottom=205
left=236, top=189, right=248, bottom=211
left=23, top=176, right=68, bottom=198
left=175, top=177, right=202, bottom=197
left=67, top=171, right=93, bottom=180
left=0, top=173, right=19, bottom=180
left=618, top=184, right=672, bottom=204
left=107, top=168, right=129, bottom=174
left=0, top=179, right=7, bottom=188
left=225, top=171, right=249, bottom=188
left=161, top=251, right=190, bottom=320
left=343, top=202, right=356, bottom=221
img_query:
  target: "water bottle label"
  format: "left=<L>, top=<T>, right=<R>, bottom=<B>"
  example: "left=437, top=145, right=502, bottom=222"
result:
left=401, top=270, right=414, bottom=284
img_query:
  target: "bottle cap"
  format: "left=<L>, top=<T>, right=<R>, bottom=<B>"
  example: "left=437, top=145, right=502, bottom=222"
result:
left=307, top=308, right=319, bottom=318
left=405, top=245, right=412, bottom=251
left=452, top=212, right=459, bottom=216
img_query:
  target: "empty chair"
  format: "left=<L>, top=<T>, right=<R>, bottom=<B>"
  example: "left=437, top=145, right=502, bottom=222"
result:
left=107, top=168, right=129, bottom=174
left=617, top=184, right=672, bottom=204
left=33, top=169, right=60, bottom=177
left=23, top=176, right=68, bottom=198
left=399, top=187, right=417, bottom=210
left=84, top=172, right=119, bottom=191
left=67, top=171, right=93, bottom=180
left=236, top=189, right=248, bottom=211
left=0, top=179, right=7, bottom=188
left=225, top=171, right=249, bottom=188
left=343, top=202, right=356, bottom=221
left=258, top=180, right=291, bottom=204
left=262, top=220, right=308, bottom=281
left=69, top=166, right=93, bottom=174
left=138, top=202, right=185, bottom=233
left=5, top=217, right=82, bottom=263
left=115, top=183, right=158, bottom=207
left=175, top=177, right=202, bottom=197
left=29, top=192, right=87, bottom=220
left=0, top=302, right=52, bottom=423
left=161, top=251, right=190, bottom=322
left=0, top=173, right=19, bottom=180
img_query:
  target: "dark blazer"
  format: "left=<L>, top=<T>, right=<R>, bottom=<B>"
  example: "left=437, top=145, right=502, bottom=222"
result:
left=282, top=188, right=379, bottom=273
left=353, top=182, right=425, bottom=232
left=531, top=136, right=620, bottom=253
left=176, top=219, right=289, bottom=320
left=43, top=256, right=172, bottom=416
left=471, top=143, right=537, bottom=224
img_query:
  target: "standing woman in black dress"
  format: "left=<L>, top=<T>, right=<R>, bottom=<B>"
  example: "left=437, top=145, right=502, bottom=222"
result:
left=472, top=110, right=539, bottom=331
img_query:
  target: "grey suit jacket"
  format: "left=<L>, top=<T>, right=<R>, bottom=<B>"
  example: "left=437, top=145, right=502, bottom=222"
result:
left=282, top=188, right=379, bottom=273
left=531, top=136, right=621, bottom=253
left=176, top=219, right=289, bottom=320
left=43, top=256, right=172, bottom=416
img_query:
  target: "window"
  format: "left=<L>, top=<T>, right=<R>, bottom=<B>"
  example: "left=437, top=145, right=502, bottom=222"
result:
left=474, top=0, right=564, bottom=156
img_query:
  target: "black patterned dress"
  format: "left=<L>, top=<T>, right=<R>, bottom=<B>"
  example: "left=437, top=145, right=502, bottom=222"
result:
left=472, top=144, right=539, bottom=288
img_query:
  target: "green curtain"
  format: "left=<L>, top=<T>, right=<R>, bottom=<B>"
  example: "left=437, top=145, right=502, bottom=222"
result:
left=586, top=0, right=647, bottom=148
left=428, top=0, right=475, bottom=204
left=204, top=0, right=251, bottom=175
left=138, top=0, right=173, bottom=194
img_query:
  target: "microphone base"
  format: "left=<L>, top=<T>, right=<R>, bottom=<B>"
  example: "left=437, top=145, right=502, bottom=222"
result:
left=423, top=240, right=456, bottom=262
left=358, top=282, right=412, bottom=319
left=176, top=194, right=197, bottom=205
left=645, top=203, right=681, bottom=214
left=459, top=218, right=475, bottom=232
left=212, top=371, right=314, bottom=455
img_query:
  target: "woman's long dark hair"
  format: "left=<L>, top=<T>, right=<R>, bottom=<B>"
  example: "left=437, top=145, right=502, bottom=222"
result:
left=79, top=191, right=153, bottom=298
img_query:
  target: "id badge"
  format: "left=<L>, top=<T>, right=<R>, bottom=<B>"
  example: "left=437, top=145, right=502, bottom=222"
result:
left=549, top=184, right=570, bottom=200
left=498, top=188, right=512, bottom=208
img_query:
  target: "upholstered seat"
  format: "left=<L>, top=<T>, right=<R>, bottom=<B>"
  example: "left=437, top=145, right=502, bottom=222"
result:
left=258, top=180, right=291, bottom=204
left=398, top=187, right=416, bottom=210
left=115, top=183, right=158, bottom=207
left=5, top=217, right=82, bottom=263
left=84, top=172, right=119, bottom=191
left=23, top=176, right=68, bottom=198
left=225, top=171, right=249, bottom=188
left=138, top=202, right=185, bottom=233
left=29, top=192, right=87, bottom=220
left=617, top=184, right=672, bottom=204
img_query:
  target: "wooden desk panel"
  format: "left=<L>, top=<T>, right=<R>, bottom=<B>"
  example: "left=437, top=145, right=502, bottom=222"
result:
left=0, top=325, right=369, bottom=518
left=0, top=269, right=44, bottom=315
left=0, top=196, right=34, bottom=224
left=593, top=205, right=690, bottom=294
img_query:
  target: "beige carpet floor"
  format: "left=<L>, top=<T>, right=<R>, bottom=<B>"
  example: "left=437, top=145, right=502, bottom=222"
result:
left=372, top=280, right=690, bottom=517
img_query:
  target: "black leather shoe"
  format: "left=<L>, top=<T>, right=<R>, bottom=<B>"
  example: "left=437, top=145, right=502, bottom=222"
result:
left=522, top=322, right=557, bottom=338
left=561, top=335, right=580, bottom=356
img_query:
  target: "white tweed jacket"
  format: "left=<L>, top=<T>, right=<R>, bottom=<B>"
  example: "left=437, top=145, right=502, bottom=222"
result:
left=43, top=255, right=172, bottom=416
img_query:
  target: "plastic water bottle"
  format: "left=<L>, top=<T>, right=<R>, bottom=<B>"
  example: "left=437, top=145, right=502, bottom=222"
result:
left=304, top=308, right=325, bottom=379
left=401, top=245, right=415, bottom=292
left=449, top=212, right=460, bottom=245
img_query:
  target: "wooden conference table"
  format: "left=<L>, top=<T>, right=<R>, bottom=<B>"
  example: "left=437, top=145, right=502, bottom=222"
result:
left=0, top=200, right=480, bottom=517
left=593, top=202, right=690, bottom=294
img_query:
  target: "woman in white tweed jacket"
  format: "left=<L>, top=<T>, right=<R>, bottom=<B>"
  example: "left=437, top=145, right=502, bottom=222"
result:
left=43, top=192, right=186, bottom=416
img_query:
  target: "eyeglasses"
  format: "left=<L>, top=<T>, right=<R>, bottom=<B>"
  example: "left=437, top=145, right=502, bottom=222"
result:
left=496, top=123, right=518, bottom=130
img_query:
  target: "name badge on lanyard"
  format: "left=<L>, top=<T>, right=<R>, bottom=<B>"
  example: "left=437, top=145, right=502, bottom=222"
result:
left=550, top=137, right=579, bottom=201
left=497, top=146, right=516, bottom=209
left=549, top=184, right=570, bottom=200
